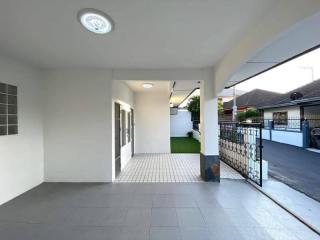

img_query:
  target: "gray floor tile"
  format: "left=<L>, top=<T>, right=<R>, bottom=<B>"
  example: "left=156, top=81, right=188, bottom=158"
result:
left=199, top=208, right=234, bottom=227
left=57, top=225, right=123, bottom=240
left=0, top=182, right=317, bottom=240
left=180, top=227, right=211, bottom=240
left=152, top=195, right=197, bottom=208
left=176, top=208, right=205, bottom=227
left=0, top=205, right=69, bottom=224
left=0, top=223, right=122, bottom=240
left=150, top=227, right=182, bottom=240
left=151, top=208, right=179, bottom=227
left=65, top=207, right=127, bottom=226
left=124, top=208, right=152, bottom=227
left=208, top=227, right=245, bottom=240
left=119, top=226, right=149, bottom=240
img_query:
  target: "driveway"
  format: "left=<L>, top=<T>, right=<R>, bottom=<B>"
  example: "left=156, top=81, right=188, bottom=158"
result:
left=263, top=140, right=320, bottom=202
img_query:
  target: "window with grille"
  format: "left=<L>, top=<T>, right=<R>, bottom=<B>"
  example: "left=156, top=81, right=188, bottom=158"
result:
left=0, top=82, right=18, bottom=135
left=273, top=112, right=287, bottom=126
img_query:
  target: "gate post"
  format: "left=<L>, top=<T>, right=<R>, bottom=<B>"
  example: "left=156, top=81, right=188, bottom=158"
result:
left=268, top=120, right=274, bottom=141
left=302, top=120, right=310, bottom=148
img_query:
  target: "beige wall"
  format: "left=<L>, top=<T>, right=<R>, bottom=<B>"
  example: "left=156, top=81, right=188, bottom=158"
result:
left=134, top=92, right=170, bottom=153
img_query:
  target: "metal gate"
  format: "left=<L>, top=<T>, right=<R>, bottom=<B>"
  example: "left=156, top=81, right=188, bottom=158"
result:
left=219, top=122, right=263, bottom=186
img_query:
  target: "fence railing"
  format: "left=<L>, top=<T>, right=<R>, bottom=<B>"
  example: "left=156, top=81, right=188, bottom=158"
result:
left=192, top=120, right=200, bottom=130
left=219, top=115, right=320, bottom=131
left=219, top=122, right=263, bottom=186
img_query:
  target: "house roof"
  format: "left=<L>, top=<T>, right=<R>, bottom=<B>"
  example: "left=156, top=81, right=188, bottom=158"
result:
left=260, top=79, right=320, bottom=109
left=223, top=89, right=282, bottom=110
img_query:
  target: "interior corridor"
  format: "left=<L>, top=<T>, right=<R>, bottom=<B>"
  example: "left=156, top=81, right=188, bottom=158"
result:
left=116, top=154, right=243, bottom=183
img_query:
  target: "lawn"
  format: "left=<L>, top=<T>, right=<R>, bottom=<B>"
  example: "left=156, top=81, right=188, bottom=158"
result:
left=170, top=137, right=200, bottom=153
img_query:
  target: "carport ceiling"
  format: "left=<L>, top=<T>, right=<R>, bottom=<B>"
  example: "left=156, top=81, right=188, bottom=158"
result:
left=170, top=80, right=200, bottom=107
left=0, top=0, right=277, bottom=69
left=125, top=80, right=170, bottom=93
left=226, top=12, right=320, bottom=88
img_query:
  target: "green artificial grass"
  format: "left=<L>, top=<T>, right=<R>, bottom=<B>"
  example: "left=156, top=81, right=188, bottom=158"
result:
left=170, top=137, right=200, bottom=153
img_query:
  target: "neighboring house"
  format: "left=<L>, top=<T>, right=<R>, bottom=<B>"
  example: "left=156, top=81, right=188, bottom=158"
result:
left=260, top=79, right=320, bottom=130
left=223, top=89, right=282, bottom=114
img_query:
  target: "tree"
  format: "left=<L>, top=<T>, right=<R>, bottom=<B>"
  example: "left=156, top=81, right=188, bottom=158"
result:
left=237, top=108, right=259, bottom=122
left=187, top=96, right=200, bottom=121
left=218, top=98, right=224, bottom=114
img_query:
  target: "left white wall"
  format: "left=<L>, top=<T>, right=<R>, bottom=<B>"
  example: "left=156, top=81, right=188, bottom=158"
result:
left=0, top=56, right=44, bottom=205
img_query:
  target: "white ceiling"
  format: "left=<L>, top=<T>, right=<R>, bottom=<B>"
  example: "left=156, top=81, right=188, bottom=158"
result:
left=0, top=0, right=277, bottom=69
left=170, top=80, right=200, bottom=107
left=125, top=80, right=170, bottom=93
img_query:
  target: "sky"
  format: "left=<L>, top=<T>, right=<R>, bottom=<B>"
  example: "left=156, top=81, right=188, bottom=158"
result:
left=236, top=48, right=320, bottom=93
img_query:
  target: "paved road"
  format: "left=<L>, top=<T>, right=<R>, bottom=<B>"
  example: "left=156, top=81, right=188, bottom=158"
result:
left=263, top=140, right=320, bottom=202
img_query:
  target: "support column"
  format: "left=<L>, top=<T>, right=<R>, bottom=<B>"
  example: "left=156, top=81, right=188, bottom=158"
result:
left=200, top=77, right=220, bottom=182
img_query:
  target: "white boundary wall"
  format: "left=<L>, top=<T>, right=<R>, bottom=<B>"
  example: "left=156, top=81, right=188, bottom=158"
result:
left=170, top=109, right=192, bottom=137
left=262, top=129, right=303, bottom=147
left=192, top=130, right=201, bottom=142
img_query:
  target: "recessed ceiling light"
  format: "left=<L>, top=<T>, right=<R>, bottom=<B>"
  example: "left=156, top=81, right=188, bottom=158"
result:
left=77, top=8, right=114, bottom=34
left=143, top=83, right=154, bottom=89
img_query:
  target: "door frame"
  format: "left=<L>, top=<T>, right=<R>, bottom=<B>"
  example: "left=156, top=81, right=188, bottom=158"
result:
left=131, top=108, right=134, bottom=157
left=114, top=102, right=121, bottom=177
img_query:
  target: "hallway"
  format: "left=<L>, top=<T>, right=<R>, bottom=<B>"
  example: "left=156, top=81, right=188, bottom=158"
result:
left=116, top=154, right=243, bottom=183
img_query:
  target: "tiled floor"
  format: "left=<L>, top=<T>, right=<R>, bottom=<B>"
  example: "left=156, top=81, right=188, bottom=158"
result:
left=116, top=154, right=243, bottom=183
left=0, top=181, right=318, bottom=240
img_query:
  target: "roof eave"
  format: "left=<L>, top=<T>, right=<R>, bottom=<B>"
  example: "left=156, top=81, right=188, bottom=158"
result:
left=259, top=97, right=320, bottom=109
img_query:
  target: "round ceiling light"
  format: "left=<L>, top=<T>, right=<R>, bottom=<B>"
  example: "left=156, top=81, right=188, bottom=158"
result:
left=142, top=83, right=154, bottom=89
left=78, top=8, right=114, bottom=34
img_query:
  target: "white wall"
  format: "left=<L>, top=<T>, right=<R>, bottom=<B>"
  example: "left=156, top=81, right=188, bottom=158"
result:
left=264, top=106, right=300, bottom=119
left=200, top=77, right=219, bottom=156
left=264, top=106, right=300, bottom=129
left=262, top=129, right=303, bottom=147
left=0, top=56, right=44, bottom=205
left=170, top=109, right=192, bottom=137
left=44, top=70, right=113, bottom=182
left=135, top=92, right=170, bottom=153
left=192, top=129, right=201, bottom=142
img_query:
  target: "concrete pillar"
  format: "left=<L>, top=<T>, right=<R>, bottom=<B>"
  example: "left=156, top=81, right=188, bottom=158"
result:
left=200, top=78, right=220, bottom=182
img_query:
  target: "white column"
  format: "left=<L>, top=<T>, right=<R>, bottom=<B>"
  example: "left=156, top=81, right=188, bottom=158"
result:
left=200, top=79, right=219, bottom=156
left=199, top=76, right=220, bottom=181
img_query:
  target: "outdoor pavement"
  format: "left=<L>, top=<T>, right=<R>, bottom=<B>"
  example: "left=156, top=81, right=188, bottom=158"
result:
left=263, top=140, right=320, bottom=202
left=0, top=181, right=319, bottom=240
left=116, top=154, right=243, bottom=183
left=261, top=178, right=320, bottom=233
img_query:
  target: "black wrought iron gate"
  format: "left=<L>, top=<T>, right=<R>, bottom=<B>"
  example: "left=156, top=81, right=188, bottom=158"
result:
left=219, top=122, right=263, bottom=186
